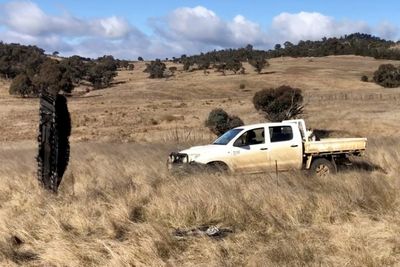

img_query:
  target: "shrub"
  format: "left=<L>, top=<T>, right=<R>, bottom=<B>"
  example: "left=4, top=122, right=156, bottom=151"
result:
left=253, top=85, right=304, bottom=122
left=9, top=73, right=36, bottom=97
left=86, top=56, right=117, bottom=89
left=117, top=60, right=130, bottom=69
left=60, top=55, right=88, bottom=85
left=239, top=83, right=246, bottom=89
left=86, top=64, right=116, bottom=89
left=373, top=64, right=400, bottom=88
left=32, top=59, right=74, bottom=95
left=205, top=108, right=244, bottom=136
left=214, top=63, right=227, bottom=75
left=198, top=60, right=210, bottom=71
left=249, top=57, right=269, bottom=74
left=144, top=59, right=166, bottom=78
left=183, top=60, right=194, bottom=71
left=0, top=43, right=46, bottom=79
left=169, top=66, right=177, bottom=73
left=361, top=75, right=368, bottom=82
left=226, top=59, right=242, bottom=74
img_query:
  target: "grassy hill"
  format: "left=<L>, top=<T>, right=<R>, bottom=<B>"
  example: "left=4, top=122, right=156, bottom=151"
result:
left=1, top=56, right=400, bottom=266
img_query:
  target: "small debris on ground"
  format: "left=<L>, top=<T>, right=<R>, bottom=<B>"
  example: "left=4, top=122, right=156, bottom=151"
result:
left=173, top=225, right=233, bottom=239
left=11, top=235, right=24, bottom=246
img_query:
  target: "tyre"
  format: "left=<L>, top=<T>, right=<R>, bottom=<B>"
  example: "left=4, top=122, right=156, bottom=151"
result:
left=207, top=162, right=229, bottom=174
left=310, top=158, right=336, bottom=177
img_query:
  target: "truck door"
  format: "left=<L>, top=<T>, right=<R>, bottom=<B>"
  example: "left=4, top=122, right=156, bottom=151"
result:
left=230, top=127, right=269, bottom=172
left=266, top=125, right=303, bottom=171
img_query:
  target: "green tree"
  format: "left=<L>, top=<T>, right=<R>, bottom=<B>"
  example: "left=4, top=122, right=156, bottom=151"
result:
left=182, top=60, right=194, bottom=71
left=226, top=59, right=242, bottom=74
left=9, top=73, right=36, bottom=97
left=249, top=57, right=269, bottom=74
left=85, top=55, right=118, bottom=89
left=373, top=64, right=400, bottom=88
left=60, top=55, right=88, bottom=85
left=245, top=44, right=253, bottom=51
left=86, top=62, right=117, bottom=89
left=32, top=59, right=74, bottom=95
left=143, top=59, right=166, bottom=78
left=253, top=85, right=304, bottom=122
left=198, top=59, right=210, bottom=72
left=205, top=108, right=244, bottom=136
left=214, top=63, right=227, bottom=75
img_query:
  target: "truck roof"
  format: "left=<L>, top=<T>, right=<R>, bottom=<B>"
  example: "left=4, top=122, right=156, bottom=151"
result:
left=234, top=121, right=294, bottom=131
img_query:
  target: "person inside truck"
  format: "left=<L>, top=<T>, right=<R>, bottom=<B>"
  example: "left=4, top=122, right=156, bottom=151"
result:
left=245, top=129, right=265, bottom=145
left=246, top=130, right=258, bottom=145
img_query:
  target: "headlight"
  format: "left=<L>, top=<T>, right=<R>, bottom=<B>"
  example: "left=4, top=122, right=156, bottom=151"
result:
left=182, top=156, right=188, bottom=163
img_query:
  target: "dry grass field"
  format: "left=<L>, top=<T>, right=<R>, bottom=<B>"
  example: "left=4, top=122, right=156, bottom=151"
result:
left=1, top=56, right=400, bottom=266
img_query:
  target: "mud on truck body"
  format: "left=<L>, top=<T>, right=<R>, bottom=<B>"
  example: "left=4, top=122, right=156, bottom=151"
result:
left=168, top=120, right=367, bottom=176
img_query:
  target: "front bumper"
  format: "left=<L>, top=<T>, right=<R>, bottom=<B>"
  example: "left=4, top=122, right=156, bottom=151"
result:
left=167, top=152, right=205, bottom=172
left=167, top=152, right=189, bottom=169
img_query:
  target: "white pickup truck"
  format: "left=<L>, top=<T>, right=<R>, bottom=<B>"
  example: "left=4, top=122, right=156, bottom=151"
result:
left=168, top=120, right=367, bottom=176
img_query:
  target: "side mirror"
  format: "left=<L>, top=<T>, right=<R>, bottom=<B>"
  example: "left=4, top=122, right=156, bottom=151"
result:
left=234, top=138, right=246, bottom=147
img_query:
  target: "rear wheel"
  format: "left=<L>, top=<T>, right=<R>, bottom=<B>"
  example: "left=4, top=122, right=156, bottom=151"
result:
left=310, top=158, right=336, bottom=177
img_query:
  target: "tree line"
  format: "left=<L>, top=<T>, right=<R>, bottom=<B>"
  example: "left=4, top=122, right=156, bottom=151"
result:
left=0, top=42, right=133, bottom=97
left=177, top=33, right=400, bottom=64
left=3, top=32, right=400, bottom=95
left=145, top=33, right=400, bottom=79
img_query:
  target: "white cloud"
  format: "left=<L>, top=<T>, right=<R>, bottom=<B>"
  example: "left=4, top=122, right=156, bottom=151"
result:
left=375, top=21, right=400, bottom=40
left=167, top=6, right=227, bottom=43
left=1, top=1, right=85, bottom=36
left=0, top=0, right=153, bottom=58
left=0, top=1, right=139, bottom=41
left=271, top=12, right=370, bottom=44
left=0, top=29, right=73, bottom=52
left=92, top=16, right=132, bottom=39
left=153, top=6, right=271, bottom=51
left=0, top=1, right=398, bottom=59
left=228, top=15, right=267, bottom=46
left=2, top=1, right=47, bottom=35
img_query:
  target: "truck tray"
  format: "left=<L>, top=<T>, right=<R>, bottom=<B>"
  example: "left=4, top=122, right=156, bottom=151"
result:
left=304, top=138, right=367, bottom=154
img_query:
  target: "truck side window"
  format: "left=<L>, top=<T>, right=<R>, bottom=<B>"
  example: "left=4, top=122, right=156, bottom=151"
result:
left=234, top=128, right=265, bottom=147
left=269, top=126, right=293, bottom=142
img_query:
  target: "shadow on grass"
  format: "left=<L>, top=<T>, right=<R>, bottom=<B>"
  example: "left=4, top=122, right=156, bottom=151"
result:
left=339, top=158, right=387, bottom=174
left=260, top=71, right=277, bottom=75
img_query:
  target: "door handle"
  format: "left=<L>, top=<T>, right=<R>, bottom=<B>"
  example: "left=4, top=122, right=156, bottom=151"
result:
left=260, top=148, right=268, bottom=150
left=291, top=145, right=298, bottom=147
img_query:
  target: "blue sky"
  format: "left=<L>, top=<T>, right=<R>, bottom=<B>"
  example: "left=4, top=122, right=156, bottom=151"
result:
left=0, top=0, right=399, bottom=59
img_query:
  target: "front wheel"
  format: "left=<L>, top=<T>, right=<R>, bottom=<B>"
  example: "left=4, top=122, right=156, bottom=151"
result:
left=206, top=162, right=229, bottom=174
left=310, top=158, right=336, bottom=177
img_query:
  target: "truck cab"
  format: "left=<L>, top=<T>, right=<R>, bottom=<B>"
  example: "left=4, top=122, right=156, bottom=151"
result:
left=170, top=122, right=304, bottom=173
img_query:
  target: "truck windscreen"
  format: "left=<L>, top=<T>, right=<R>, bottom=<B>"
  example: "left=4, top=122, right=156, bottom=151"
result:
left=213, top=128, right=243, bottom=145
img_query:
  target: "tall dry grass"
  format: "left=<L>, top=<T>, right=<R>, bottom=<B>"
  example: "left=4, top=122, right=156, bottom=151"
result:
left=0, top=138, right=399, bottom=266
left=1, top=55, right=400, bottom=266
